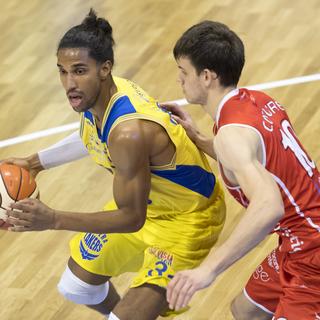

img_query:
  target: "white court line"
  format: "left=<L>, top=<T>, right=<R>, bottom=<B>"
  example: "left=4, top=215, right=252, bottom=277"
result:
left=0, top=122, right=79, bottom=148
left=1, top=73, right=320, bottom=149
left=170, top=73, right=320, bottom=106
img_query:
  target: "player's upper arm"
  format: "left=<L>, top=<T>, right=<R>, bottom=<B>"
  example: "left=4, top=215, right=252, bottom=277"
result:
left=108, top=120, right=152, bottom=230
left=215, top=125, right=283, bottom=216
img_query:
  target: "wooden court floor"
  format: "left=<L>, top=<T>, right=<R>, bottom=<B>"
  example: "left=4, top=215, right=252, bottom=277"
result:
left=0, top=0, right=319, bottom=319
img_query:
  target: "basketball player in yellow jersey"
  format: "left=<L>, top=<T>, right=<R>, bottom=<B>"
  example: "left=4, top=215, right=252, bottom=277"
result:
left=5, top=9, right=225, bottom=320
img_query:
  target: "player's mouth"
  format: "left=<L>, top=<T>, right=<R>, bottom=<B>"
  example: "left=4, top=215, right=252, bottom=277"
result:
left=67, top=91, right=84, bottom=110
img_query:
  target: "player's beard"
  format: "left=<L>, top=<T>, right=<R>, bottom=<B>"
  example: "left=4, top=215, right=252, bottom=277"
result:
left=77, top=84, right=102, bottom=113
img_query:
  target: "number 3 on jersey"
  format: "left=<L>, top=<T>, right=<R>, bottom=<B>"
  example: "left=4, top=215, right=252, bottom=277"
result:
left=280, top=120, right=315, bottom=177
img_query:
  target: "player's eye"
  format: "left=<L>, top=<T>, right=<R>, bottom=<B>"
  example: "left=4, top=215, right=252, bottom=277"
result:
left=58, top=69, right=67, bottom=75
left=75, top=68, right=87, bottom=75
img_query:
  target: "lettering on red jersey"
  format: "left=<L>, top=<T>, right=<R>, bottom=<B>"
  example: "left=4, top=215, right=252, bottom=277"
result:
left=261, top=100, right=285, bottom=132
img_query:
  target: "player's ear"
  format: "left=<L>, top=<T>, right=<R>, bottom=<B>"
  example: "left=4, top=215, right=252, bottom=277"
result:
left=100, top=60, right=113, bottom=80
left=202, top=69, right=217, bottom=81
left=201, top=69, right=217, bottom=87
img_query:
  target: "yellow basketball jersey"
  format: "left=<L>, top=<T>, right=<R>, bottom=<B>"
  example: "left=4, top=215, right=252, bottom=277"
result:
left=80, top=77, right=224, bottom=223
left=70, top=74, right=225, bottom=317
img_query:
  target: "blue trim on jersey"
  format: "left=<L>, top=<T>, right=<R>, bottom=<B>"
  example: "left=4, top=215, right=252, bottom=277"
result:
left=83, top=111, right=102, bottom=138
left=101, top=96, right=137, bottom=143
left=152, top=165, right=215, bottom=198
left=84, top=111, right=95, bottom=125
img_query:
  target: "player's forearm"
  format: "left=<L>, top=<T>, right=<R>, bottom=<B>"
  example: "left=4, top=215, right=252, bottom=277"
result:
left=53, top=209, right=145, bottom=234
left=193, top=133, right=216, bottom=159
left=202, top=199, right=283, bottom=279
left=38, top=131, right=89, bottom=169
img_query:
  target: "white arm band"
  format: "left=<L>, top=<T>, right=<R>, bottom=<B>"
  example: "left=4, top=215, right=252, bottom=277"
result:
left=38, top=131, right=89, bottom=169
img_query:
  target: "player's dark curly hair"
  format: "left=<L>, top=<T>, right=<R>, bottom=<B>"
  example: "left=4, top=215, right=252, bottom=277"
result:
left=174, top=21, right=245, bottom=87
left=57, top=8, right=115, bottom=64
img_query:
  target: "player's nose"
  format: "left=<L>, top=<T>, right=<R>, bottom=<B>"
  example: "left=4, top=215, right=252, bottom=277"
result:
left=66, top=74, right=77, bottom=91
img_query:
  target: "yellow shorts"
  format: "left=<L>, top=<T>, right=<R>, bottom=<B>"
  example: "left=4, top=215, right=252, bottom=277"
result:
left=69, top=182, right=225, bottom=290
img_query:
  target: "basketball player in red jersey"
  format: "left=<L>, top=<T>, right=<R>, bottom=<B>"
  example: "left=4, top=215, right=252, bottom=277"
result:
left=163, top=21, right=320, bottom=320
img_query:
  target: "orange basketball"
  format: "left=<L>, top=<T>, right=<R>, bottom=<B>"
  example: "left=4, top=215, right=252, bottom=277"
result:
left=0, top=163, right=39, bottom=229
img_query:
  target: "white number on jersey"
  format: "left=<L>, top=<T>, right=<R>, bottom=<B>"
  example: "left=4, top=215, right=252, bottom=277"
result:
left=280, top=120, right=315, bottom=177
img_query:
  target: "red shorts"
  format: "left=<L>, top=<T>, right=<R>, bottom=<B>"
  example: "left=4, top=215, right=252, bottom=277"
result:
left=245, top=247, right=320, bottom=320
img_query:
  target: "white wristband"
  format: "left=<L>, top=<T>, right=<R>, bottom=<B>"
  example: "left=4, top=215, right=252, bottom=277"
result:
left=38, top=131, right=88, bottom=169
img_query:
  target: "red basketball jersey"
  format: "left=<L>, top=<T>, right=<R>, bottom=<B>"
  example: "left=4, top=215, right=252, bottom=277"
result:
left=214, top=88, right=320, bottom=253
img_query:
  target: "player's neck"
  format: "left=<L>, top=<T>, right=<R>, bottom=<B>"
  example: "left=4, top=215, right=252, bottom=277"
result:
left=91, top=77, right=117, bottom=128
left=205, top=85, right=236, bottom=121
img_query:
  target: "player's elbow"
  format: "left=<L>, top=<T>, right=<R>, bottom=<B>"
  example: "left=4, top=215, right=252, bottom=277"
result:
left=259, top=183, right=284, bottom=222
left=254, top=194, right=284, bottom=232
left=131, top=219, right=145, bottom=232
left=129, top=212, right=146, bottom=232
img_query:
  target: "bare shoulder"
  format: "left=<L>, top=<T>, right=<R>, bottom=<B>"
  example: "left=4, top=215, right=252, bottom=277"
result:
left=215, top=125, right=260, bottom=147
left=108, top=119, right=169, bottom=167
left=109, top=119, right=143, bottom=145
left=109, top=119, right=164, bottom=146
left=214, top=125, right=261, bottom=170
left=107, top=120, right=149, bottom=169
